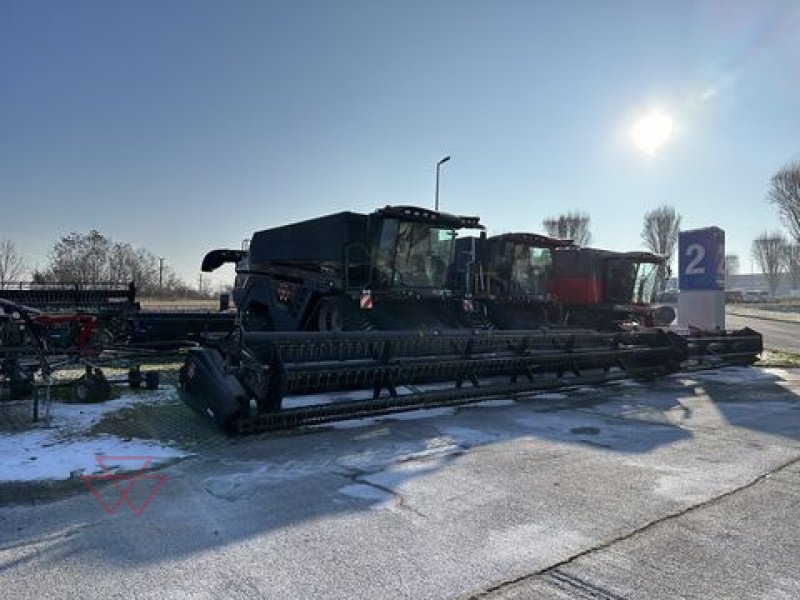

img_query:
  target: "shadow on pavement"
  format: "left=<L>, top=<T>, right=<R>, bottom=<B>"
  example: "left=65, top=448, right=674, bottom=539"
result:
left=1, top=364, right=798, bottom=574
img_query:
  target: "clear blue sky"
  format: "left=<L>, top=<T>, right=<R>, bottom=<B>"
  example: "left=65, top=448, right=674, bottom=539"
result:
left=2, top=0, right=798, bottom=288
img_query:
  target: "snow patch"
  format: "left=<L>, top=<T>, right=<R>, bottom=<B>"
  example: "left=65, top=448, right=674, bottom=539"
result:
left=682, top=367, right=773, bottom=385
left=570, top=386, right=600, bottom=394
left=331, top=417, right=378, bottom=430
left=49, top=387, right=178, bottom=432
left=0, top=387, right=185, bottom=483
left=611, top=379, right=643, bottom=388
left=512, top=412, right=611, bottom=438
left=336, top=439, right=461, bottom=472
left=436, top=425, right=503, bottom=447
left=379, top=407, right=455, bottom=421
left=399, top=444, right=464, bottom=461
left=362, top=455, right=451, bottom=490
left=472, top=399, right=516, bottom=408
left=0, top=431, right=185, bottom=482
left=532, top=392, right=569, bottom=400
left=202, top=458, right=335, bottom=495
left=283, top=389, right=376, bottom=409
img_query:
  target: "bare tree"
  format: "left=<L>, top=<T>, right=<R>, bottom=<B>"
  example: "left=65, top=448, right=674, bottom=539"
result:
left=725, top=254, right=740, bottom=289
left=107, top=243, right=160, bottom=294
left=542, top=211, right=591, bottom=245
left=43, top=230, right=160, bottom=292
left=768, top=162, right=800, bottom=243
left=36, top=231, right=212, bottom=300
left=725, top=254, right=739, bottom=276
left=751, top=231, right=787, bottom=297
left=641, top=205, right=681, bottom=258
left=0, top=238, right=27, bottom=286
left=786, top=244, right=800, bottom=291
left=641, top=205, right=681, bottom=292
left=47, top=230, right=110, bottom=283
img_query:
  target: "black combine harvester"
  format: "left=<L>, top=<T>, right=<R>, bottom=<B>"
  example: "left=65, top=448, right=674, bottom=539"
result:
left=182, top=205, right=764, bottom=434
left=452, top=231, right=571, bottom=329
left=202, top=205, right=487, bottom=331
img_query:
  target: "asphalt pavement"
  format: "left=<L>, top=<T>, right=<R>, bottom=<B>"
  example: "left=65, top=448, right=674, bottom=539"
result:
left=2, top=366, right=800, bottom=599
left=727, top=312, right=800, bottom=353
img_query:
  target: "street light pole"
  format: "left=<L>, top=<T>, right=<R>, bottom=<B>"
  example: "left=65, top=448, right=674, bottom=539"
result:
left=435, top=155, right=451, bottom=212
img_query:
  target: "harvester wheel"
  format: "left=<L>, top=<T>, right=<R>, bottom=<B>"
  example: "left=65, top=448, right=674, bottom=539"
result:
left=145, top=371, right=160, bottom=390
left=71, top=368, right=111, bottom=404
left=317, top=297, right=346, bottom=332
left=316, top=296, right=375, bottom=331
left=243, top=306, right=274, bottom=332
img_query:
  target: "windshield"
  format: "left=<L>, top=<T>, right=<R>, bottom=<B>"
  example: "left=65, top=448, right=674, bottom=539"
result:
left=374, top=219, right=456, bottom=288
left=633, top=262, right=659, bottom=304
left=606, top=259, right=659, bottom=304
left=490, top=242, right=552, bottom=296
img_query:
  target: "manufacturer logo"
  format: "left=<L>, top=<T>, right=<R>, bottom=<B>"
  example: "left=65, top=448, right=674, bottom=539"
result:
left=82, top=456, right=166, bottom=516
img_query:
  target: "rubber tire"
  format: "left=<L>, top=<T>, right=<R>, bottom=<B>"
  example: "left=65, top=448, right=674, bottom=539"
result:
left=317, top=297, right=347, bottom=332
left=145, top=371, right=160, bottom=390
left=243, top=306, right=275, bottom=332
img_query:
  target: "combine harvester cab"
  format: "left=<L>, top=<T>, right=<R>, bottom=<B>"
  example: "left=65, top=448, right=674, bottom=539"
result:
left=453, top=232, right=573, bottom=330
left=201, top=205, right=486, bottom=332
left=548, top=247, right=676, bottom=331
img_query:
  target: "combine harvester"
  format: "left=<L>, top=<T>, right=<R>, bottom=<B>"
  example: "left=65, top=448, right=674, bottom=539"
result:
left=183, top=205, right=763, bottom=434
left=453, top=232, right=673, bottom=331
left=201, top=205, right=488, bottom=331
left=452, top=231, right=569, bottom=329
left=548, top=246, right=676, bottom=330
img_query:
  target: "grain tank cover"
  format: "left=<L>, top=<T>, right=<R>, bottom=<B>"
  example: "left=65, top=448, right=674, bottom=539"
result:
left=376, top=206, right=483, bottom=230
left=489, top=232, right=573, bottom=248
left=248, top=211, right=369, bottom=266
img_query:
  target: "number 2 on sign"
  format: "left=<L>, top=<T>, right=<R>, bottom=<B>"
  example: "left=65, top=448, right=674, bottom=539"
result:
left=685, top=243, right=705, bottom=275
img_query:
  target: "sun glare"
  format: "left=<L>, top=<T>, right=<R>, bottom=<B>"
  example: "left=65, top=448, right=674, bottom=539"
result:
left=630, top=110, right=674, bottom=156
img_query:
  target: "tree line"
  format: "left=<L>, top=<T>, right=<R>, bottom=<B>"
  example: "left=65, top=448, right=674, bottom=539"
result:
left=4, top=175, right=800, bottom=298
left=0, top=230, right=211, bottom=298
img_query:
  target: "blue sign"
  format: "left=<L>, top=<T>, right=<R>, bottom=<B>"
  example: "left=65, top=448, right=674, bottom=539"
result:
left=678, top=227, right=725, bottom=291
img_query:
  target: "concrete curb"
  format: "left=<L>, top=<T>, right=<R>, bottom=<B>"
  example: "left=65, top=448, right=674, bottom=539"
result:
left=0, top=476, right=89, bottom=506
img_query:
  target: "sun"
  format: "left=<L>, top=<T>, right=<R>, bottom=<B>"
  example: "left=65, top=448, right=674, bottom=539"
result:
left=630, top=110, right=674, bottom=156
